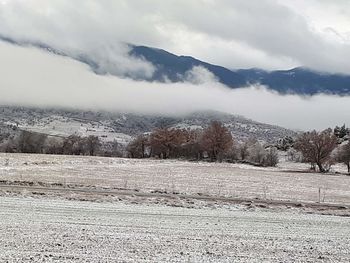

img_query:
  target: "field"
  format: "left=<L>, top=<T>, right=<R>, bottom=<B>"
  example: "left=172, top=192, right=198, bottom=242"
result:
left=1, top=153, right=350, bottom=262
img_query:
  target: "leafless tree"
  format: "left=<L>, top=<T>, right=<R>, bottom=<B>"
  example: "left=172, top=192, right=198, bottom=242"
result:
left=248, top=141, right=266, bottom=164
left=63, top=135, right=85, bottom=155
left=16, top=130, right=47, bottom=154
left=149, top=128, right=187, bottom=159
left=85, top=135, right=101, bottom=156
left=100, top=140, right=122, bottom=157
left=294, top=129, right=337, bottom=173
left=238, top=141, right=250, bottom=161
left=44, top=137, right=64, bottom=155
left=127, top=135, right=149, bottom=158
left=200, top=121, right=233, bottom=161
left=336, top=141, right=350, bottom=174
left=263, top=147, right=279, bottom=167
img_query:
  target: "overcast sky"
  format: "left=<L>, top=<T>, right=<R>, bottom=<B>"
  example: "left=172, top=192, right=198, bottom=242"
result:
left=1, top=0, right=350, bottom=72
left=0, top=0, right=349, bottom=130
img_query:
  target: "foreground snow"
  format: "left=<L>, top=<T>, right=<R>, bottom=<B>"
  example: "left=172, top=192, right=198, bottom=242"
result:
left=0, top=196, right=349, bottom=262
left=1, top=153, right=350, bottom=262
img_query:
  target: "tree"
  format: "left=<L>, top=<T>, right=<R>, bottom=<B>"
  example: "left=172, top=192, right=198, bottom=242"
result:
left=63, top=135, right=84, bottom=155
left=263, top=147, right=279, bottom=167
left=150, top=128, right=186, bottom=159
left=200, top=121, right=233, bottom=161
left=337, top=141, right=350, bottom=174
left=276, top=136, right=294, bottom=151
left=294, top=129, right=337, bottom=173
left=85, top=135, right=101, bottom=156
left=0, top=137, right=16, bottom=153
left=16, top=130, right=47, bottom=153
left=127, top=135, right=149, bottom=158
left=334, top=125, right=349, bottom=139
left=44, top=137, right=64, bottom=155
left=103, top=140, right=121, bottom=157
left=248, top=141, right=266, bottom=164
left=238, top=141, right=250, bottom=161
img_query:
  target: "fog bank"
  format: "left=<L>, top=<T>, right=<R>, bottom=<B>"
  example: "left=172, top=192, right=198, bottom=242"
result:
left=0, top=42, right=349, bottom=131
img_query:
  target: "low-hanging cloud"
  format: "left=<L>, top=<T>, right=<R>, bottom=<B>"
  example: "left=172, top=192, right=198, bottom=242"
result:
left=0, top=41, right=349, bottom=131
left=1, top=0, right=350, bottom=74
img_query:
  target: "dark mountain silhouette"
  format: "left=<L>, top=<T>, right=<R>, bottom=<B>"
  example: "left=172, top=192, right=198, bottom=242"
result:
left=1, top=34, right=350, bottom=95
left=130, top=45, right=350, bottom=95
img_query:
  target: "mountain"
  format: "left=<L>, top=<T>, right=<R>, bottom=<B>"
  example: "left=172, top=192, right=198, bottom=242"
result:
left=1, top=35, right=350, bottom=95
left=130, top=46, right=350, bottom=95
left=0, top=106, right=297, bottom=144
left=129, top=46, right=247, bottom=87
left=237, top=67, right=350, bottom=95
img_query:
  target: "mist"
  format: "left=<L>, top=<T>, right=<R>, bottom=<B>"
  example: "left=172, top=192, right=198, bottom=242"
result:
left=2, top=0, right=350, bottom=74
left=0, top=41, right=349, bottom=131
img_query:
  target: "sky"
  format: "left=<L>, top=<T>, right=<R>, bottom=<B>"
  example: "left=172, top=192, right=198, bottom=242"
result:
left=1, top=0, right=350, bottom=73
left=0, top=0, right=349, bottom=130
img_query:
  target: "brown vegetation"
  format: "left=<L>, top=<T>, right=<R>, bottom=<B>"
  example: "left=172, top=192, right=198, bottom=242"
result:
left=294, top=129, right=337, bottom=172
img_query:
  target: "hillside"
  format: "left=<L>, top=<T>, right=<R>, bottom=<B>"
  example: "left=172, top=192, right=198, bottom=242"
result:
left=0, top=106, right=297, bottom=145
left=130, top=46, right=350, bottom=95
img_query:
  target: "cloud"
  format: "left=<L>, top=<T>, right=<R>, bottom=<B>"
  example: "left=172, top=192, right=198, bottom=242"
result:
left=0, top=0, right=156, bottom=79
left=184, top=66, right=218, bottom=84
left=1, top=0, right=350, bottom=74
left=0, top=41, right=349, bottom=131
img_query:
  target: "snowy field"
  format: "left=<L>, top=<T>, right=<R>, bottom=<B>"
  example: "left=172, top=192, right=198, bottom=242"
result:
left=0, top=153, right=349, bottom=205
left=1, top=196, right=349, bottom=262
left=1, top=153, right=350, bottom=262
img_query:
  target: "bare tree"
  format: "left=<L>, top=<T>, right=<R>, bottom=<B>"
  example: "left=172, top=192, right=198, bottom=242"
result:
left=85, top=135, right=101, bottom=156
left=294, top=129, right=337, bottom=173
left=16, top=130, right=47, bottom=154
left=0, top=138, right=16, bottom=153
left=182, top=130, right=202, bottom=159
left=337, top=141, right=350, bottom=174
left=200, top=121, right=233, bottom=161
left=238, top=138, right=259, bottom=161
left=127, top=135, right=149, bottom=158
left=44, top=137, right=64, bottom=155
left=225, top=142, right=239, bottom=162
left=238, top=141, right=250, bottom=161
left=63, top=135, right=85, bottom=155
left=263, top=147, right=279, bottom=167
left=248, top=141, right=266, bottom=165
left=150, top=128, right=187, bottom=159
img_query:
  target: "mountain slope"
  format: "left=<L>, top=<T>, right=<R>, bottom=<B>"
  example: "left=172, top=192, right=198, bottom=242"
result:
left=237, top=67, right=350, bottom=95
left=0, top=107, right=297, bottom=144
left=131, top=46, right=350, bottom=95
left=129, top=46, right=247, bottom=87
left=1, top=35, right=350, bottom=95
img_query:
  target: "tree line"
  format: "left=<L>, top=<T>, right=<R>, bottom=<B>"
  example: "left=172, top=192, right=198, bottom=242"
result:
left=126, top=121, right=279, bottom=167
left=0, top=130, right=121, bottom=157
left=0, top=121, right=349, bottom=173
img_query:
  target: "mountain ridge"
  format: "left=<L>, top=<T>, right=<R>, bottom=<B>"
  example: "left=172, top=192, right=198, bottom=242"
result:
left=0, top=106, right=297, bottom=144
left=1, top=35, right=350, bottom=95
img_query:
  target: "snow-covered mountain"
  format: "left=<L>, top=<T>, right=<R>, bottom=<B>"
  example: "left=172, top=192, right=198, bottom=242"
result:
left=0, top=106, right=297, bottom=145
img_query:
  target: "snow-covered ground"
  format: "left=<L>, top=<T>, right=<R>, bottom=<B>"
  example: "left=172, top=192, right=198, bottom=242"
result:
left=13, top=115, right=133, bottom=144
left=0, top=153, right=349, bottom=205
left=1, top=153, right=350, bottom=262
left=0, top=196, right=349, bottom=262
